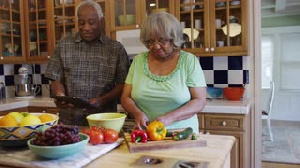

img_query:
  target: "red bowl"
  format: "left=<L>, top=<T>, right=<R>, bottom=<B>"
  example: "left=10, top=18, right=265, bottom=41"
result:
left=223, top=87, right=245, bottom=100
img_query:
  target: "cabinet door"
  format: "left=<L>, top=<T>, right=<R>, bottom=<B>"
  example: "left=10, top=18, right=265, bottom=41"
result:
left=0, top=0, right=26, bottom=63
left=178, top=0, right=209, bottom=56
left=51, top=0, right=78, bottom=47
left=177, top=0, right=247, bottom=56
left=110, top=0, right=139, bottom=32
left=211, top=0, right=247, bottom=56
left=25, top=0, right=52, bottom=61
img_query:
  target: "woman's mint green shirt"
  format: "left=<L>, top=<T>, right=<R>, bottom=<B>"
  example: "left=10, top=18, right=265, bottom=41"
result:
left=125, top=50, right=206, bottom=133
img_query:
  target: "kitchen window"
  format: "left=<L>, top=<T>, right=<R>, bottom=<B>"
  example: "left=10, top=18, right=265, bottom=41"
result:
left=261, top=35, right=274, bottom=89
left=262, top=27, right=300, bottom=91
left=280, top=33, right=300, bottom=90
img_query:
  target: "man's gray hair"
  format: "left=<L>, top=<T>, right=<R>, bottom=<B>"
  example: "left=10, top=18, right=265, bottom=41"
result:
left=76, top=0, right=104, bottom=20
left=140, top=12, right=184, bottom=49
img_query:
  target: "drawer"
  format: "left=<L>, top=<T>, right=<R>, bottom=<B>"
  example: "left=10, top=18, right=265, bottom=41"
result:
left=204, top=114, right=245, bottom=131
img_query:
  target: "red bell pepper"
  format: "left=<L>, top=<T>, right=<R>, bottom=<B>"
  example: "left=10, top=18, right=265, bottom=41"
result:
left=130, top=129, right=148, bottom=143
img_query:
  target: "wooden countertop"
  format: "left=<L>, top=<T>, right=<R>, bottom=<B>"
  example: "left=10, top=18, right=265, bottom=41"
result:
left=0, top=97, right=251, bottom=114
left=85, top=134, right=235, bottom=168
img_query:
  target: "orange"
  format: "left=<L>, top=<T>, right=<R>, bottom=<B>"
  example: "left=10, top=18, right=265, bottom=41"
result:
left=39, top=114, right=53, bottom=123
left=0, top=115, right=18, bottom=127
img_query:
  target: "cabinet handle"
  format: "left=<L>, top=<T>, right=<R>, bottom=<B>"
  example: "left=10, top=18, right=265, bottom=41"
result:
left=0, top=57, right=3, bottom=60
left=210, top=47, right=215, bottom=52
left=47, top=56, right=50, bottom=59
left=135, top=24, right=139, bottom=28
left=42, top=110, right=46, bottom=113
left=205, top=131, right=210, bottom=135
left=222, top=121, right=227, bottom=126
left=205, top=48, right=209, bottom=52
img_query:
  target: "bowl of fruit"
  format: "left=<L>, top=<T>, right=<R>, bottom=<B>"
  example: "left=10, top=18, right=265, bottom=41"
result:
left=28, top=124, right=89, bottom=159
left=0, top=112, right=59, bottom=148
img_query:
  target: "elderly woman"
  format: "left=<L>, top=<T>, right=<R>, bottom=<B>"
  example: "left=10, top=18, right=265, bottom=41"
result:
left=121, top=12, right=206, bottom=133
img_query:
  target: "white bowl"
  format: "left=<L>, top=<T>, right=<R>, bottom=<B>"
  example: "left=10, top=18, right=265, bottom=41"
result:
left=230, top=1, right=240, bottom=6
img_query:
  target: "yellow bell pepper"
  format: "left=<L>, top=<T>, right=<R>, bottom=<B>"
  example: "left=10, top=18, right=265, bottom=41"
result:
left=147, top=121, right=167, bottom=141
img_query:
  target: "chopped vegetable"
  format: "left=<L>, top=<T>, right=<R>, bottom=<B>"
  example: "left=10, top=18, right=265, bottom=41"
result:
left=173, top=127, right=193, bottom=141
left=166, top=130, right=175, bottom=137
left=147, top=121, right=167, bottom=141
left=191, top=133, right=197, bottom=140
left=131, top=129, right=148, bottom=143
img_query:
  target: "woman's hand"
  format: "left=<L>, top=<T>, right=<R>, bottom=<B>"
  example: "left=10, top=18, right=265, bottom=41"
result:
left=155, top=115, right=173, bottom=127
left=133, top=112, right=150, bottom=130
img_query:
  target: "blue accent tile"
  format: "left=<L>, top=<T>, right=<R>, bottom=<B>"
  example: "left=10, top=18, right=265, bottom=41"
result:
left=228, top=56, right=242, bottom=70
left=200, top=57, right=213, bottom=70
left=214, top=70, right=228, bottom=84
left=5, top=75, right=14, bottom=86
left=34, top=64, right=41, bottom=74
left=14, top=64, right=22, bottom=74
left=41, top=74, right=50, bottom=84
left=243, top=70, right=249, bottom=84
left=0, top=65, right=3, bottom=75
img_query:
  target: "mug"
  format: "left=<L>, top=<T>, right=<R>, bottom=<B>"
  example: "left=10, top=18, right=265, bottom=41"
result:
left=195, top=19, right=201, bottom=29
left=217, top=41, right=225, bottom=47
left=215, top=19, right=222, bottom=28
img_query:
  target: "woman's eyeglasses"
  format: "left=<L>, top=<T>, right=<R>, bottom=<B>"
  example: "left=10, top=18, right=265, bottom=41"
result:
left=145, top=38, right=171, bottom=46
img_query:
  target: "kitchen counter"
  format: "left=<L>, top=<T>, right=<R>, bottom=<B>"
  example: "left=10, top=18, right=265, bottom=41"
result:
left=85, top=134, right=235, bottom=168
left=0, top=134, right=235, bottom=168
left=0, top=97, right=251, bottom=114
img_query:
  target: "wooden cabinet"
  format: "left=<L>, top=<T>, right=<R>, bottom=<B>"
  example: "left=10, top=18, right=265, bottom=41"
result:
left=24, top=0, right=52, bottom=62
left=109, top=0, right=175, bottom=39
left=0, top=0, right=26, bottom=63
left=176, top=0, right=248, bottom=56
left=198, top=113, right=250, bottom=168
left=0, top=0, right=110, bottom=64
left=50, top=0, right=79, bottom=47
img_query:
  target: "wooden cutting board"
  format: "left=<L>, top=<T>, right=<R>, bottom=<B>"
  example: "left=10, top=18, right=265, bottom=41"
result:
left=123, top=132, right=207, bottom=153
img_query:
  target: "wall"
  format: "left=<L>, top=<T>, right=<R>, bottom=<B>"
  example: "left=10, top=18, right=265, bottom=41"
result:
left=262, top=15, right=300, bottom=28
left=0, top=56, right=249, bottom=98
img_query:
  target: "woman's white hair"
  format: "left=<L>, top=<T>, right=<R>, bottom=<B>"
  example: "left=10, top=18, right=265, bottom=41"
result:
left=140, top=12, right=184, bottom=49
left=76, top=0, right=103, bottom=20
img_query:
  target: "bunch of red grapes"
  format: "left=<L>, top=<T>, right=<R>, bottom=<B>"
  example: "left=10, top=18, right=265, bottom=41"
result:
left=33, top=124, right=80, bottom=146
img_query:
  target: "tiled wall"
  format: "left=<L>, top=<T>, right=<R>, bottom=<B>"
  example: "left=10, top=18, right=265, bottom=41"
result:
left=0, top=56, right=249, bottom=98
left=0, top=64, right=50, bottom=98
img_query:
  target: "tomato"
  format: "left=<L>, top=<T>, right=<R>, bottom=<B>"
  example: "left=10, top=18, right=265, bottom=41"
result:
left=81, top=128, right=90, bottom=135
left=90, top=126, right=100, bottom=131
left=104, top=128, right=119, bottom=143
left=89, top=130, right=104, bottom=145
